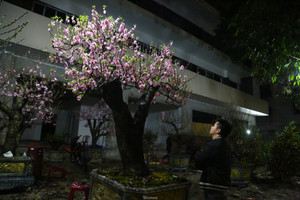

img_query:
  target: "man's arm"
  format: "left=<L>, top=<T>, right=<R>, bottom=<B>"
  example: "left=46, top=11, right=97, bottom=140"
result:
left=194, top=141, right=219, bottom=169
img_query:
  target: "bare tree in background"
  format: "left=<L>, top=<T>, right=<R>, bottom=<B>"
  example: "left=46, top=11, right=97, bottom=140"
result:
left=0, top=0, right=28, bottom=47
left=161, top=109, right=190, bottom=135
left=0, top=0, right=29, bottom=145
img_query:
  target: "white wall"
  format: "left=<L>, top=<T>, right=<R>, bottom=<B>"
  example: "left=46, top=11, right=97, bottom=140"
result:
left=2, top=0, right=249, bottom=84
left=21, top=125, right=42, bottom=141
left=0, top=1, right=267, bottom=150
left=0, top=2, right=268, bottom=116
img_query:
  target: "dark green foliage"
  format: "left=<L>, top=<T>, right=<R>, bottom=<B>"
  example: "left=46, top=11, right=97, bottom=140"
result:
left=167, top=134, right=207, bottom=157
left=143, top=129, right=158, bottom=153
left=228, top=126, right=268, bottom=166
left=268, top=121, right=300, bottom=181
left=216, top=0, right=300, bottom=105
left=220, top=0, right=300, bottom=83
left=46, top=133, right=66, bottom=150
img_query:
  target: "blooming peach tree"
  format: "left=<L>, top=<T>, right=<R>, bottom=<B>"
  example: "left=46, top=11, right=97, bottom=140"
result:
left=0, top=64, right=64, bottom=153
left=80, top=100, right=114, bottom=148
left=49, top=6, right=190, bottom=176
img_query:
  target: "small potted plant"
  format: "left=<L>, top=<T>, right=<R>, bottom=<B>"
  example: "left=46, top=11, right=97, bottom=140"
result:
left=46, top=133, right=67, bottom=162
left=228, top=125, right=265, bottom=185
left=161, top=110, right=191, bottom=171
left=167, top=134, right=191, bottom=171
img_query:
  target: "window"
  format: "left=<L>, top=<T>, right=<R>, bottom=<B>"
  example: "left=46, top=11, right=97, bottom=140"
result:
left=57, top=11, right=66, bottom=23
left=260, top=84, right=272, bottom=99
left=32, top=2, right=44, bottom=15
left=45, top=6, right=56, bottom=18
left=214, top=74, right=222, bottom=82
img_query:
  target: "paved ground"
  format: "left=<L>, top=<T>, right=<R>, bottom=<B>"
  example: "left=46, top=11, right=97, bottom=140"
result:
left=1, top=159, right=300, bottom=200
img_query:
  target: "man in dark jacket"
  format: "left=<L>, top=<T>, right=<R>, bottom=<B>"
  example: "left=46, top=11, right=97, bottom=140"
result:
left=195, top=119, right=232, bottom=200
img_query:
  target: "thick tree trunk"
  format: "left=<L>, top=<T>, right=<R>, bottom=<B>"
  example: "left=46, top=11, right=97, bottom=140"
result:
left=113, top=111, right=148, bottom=176
left=88, top=119, right=106, bottom=148
left=90, top=129, right=100, bottom=148
left=91, top=135, right=98, bottom=148
left=3, top=113, right=24, bottom=154
left=102, top=80, right=152, bottom=176
left=2, top=95, right=26, bottom=154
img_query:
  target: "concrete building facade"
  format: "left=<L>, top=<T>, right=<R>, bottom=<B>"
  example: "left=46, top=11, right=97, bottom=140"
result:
left=0, top=0, right=268, bottom=157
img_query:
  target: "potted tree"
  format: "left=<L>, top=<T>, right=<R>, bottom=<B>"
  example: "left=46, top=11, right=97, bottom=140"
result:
left=79, top=100, right=114, bottom=163
left=80, top=100, right=113, bottom=148
left=45, top=133, right=67, bottom=162
left=161, top=110, right=191, bottom=171
left=0, top=155, right=34, bottom=190
left=49, top=5, right=191, bottom=199
left=0, top=66, right=64, bottom=154
left=228, top=125, right=265, bottom=185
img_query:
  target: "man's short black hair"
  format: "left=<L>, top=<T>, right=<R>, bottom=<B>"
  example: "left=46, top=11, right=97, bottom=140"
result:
left=214, top=119, right=232, bottom=138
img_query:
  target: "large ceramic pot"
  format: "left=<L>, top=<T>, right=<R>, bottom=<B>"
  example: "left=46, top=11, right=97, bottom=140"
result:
left=89, top=169, right=191, bottom=200
left=88, top=148, right=104, bottom=164
left=231, top=164, right=254, bottom=186
left=168, top=154, right=190, bottom=171
left=0, top=157, right=34, bottom=190
left=45, top=149, right=65, bottom=162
